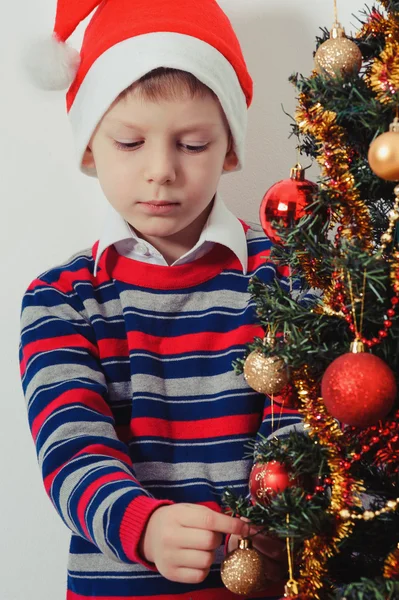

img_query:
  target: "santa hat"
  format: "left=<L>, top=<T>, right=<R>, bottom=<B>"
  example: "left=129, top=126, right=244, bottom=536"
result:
left=25, top=0, right=253, bottom=178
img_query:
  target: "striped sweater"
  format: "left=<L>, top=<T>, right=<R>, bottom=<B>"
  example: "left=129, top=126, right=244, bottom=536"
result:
left=19, top=222, right=302, bottom=600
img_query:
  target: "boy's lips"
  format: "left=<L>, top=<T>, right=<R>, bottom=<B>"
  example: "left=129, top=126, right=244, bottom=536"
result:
left=138, top=200, right=180, bottom=214
left=147, top=200, right=179, bottom=205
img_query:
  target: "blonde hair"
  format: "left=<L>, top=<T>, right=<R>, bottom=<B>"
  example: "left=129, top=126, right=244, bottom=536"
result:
left=118, top=67, right=217, bottom=103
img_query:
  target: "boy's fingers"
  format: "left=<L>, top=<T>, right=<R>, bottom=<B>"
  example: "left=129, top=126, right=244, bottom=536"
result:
left=180, top=505, right=249, bottom=536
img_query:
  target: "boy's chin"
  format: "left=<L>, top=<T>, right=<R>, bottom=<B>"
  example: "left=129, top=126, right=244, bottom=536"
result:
left=130, top=222, right=186, bottom=240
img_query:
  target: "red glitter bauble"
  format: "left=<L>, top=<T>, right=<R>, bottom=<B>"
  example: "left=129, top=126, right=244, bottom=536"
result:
left=272, top=383, right=299, bottom=409
left=259, top=165, right=317, bottom=245
left=249, top=461, right=299, bottom=506
left=321, top=352, right=397, bottom=428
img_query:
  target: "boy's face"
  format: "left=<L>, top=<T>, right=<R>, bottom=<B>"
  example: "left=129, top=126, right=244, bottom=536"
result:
left=83, top=90, right=238, bottom=258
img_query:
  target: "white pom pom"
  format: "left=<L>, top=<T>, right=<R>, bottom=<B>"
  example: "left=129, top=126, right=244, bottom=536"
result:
left=23, top=35, right=81, bottom=91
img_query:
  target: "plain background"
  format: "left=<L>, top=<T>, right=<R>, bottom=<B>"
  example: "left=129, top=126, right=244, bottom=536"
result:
left=1, top=0, right=364, bottom=597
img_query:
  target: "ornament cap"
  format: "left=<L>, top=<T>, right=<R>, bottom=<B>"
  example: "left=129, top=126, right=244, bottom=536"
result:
left=238, top=538, right=252, bottom=550
left=330, top=22, right=346, bottom=39
left=285, top=578, right=300, bottom=595
left=290, top=163, right=305, bottom=181
left=264, top=329, right=276, bottom=347
left=350, top=338, right=365, bottom=353
left=389, top=117, right=399, bottom=133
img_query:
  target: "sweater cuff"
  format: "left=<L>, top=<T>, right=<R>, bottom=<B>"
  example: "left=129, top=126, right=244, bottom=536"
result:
left=119, top=495, right=174, bottom=569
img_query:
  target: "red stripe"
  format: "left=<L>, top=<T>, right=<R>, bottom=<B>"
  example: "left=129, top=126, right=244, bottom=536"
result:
left=103, top=244, right=239, bottom=289
left=96, top=338, right=130, bottom=359
left=130, top=414, right=261, bottom=440
left=43, top=444, right=134, bottom=496
left=247, top=247, right=271, bottom=271
left=27, top=263, right=110, bottom=295
left=77, top=471, right=136, bottom=541
left=276, top=263, right=290, bottom=278
left=123, top=324, right=264, bottom=356
left=20, top=334, right=99, bottom=376
left=31, top=389, right=113, bottom=442
left=262, top=404, right=300, bottom=419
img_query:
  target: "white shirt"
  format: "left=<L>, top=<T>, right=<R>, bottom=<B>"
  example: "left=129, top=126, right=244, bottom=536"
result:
left=94, top=192, right=248, bottom=276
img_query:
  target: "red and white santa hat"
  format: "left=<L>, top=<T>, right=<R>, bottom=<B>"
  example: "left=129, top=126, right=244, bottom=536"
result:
left=26, top=0, right=253, bottom=178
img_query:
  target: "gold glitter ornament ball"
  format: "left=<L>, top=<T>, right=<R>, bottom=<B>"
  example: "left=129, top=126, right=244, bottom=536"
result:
left=244, top=351, right=289, bottom=395
left=314, top=24, right=362, bottom=78
left=368, top=118, right=399, bottom=181
left=221, top=538, right=267, bottom=596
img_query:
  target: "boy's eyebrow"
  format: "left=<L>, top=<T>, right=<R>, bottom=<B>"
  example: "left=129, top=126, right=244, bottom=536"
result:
left=108, top=119, right=219, bottom=133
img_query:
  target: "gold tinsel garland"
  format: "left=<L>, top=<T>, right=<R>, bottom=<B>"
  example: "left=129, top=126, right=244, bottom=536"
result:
left=384, top=545, right=399, bottom=579
left=360, top=7, right=399, bottom=105
left=291, top=368, right=364, bottom=599
left=295, top=99, right=372, bottom=242
left=294, top=97, right=372, bottom=294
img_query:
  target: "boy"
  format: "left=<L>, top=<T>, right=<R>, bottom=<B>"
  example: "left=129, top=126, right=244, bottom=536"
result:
left=20, top=0, right=303, bottom=598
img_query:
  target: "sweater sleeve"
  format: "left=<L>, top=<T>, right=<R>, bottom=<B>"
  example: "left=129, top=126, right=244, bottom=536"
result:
left=19, top=278, right=173, bottom=567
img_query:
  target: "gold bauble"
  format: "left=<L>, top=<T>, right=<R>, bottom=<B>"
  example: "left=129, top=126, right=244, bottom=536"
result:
left=220, top=538, right=267, bottom=596
left=243, top=351, right=289, bottom=395
left=368, top=118, right=399, bottom=181
left=315, top=24, right=362, bottom=78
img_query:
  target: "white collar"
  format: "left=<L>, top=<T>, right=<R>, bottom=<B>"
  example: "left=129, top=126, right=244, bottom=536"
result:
left=93, top=191, right=248, bottom=276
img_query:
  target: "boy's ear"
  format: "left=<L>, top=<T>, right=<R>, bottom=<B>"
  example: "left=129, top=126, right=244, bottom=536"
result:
left=82, top=144, right=95, bottom=169
left=223, top=137, right=239, bottom=172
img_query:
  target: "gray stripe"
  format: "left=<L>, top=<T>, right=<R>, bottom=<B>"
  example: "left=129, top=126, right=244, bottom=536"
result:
left=67, top=544, right=226, bottom=573
left=118, top=288, right=250, bottom=314
left=108, top=381, right=132, bottom=403
left=82, top=297, right=127, bottom=318
left=38, top=418, right=121, bottom=467
left=21, top=302, right=90, bottom=330
left=134, top=460, right=251, bottom=484
left=68, top=551, right=150, bottom=573
left=131, top=371, right=248, bottom=396
left=267, top=422, right=305, bottom=439
left=25, top=361, right=105, bottom=401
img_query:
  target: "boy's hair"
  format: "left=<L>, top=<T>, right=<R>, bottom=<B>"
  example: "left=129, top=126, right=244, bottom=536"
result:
left=118, top=67, right=217, bottom=103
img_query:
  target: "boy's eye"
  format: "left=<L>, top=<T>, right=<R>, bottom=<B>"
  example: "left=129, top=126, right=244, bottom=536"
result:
left=113, top=141, right=209, bottom=153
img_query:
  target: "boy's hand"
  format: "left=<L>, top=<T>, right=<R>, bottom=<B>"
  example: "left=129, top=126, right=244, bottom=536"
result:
left=227, top=517, right=286, bottom=582
left=139, top=503, right=249, bottom=584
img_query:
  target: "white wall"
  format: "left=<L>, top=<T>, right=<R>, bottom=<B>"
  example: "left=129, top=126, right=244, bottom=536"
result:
left=1, top=0, right=362, bottom=597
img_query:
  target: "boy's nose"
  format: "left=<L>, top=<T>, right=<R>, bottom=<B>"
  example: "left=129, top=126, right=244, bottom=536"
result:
left=145, top=151, right=177, bottom=185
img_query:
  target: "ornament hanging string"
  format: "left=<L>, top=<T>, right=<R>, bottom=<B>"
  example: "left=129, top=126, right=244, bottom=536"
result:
left=345, top=269, right=367, bottom=339
left=333, top=0, right=338, bottom=24
left=264, top=325, right=285, bottom=433
left=284, top=514, right=300, bottom=597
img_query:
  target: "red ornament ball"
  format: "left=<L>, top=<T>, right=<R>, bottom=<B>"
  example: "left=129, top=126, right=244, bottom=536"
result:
left=321, top=352, right=397, bottom=428
left=259, top=166, right=317, bottom=245
left=249, top=460, right=299, bottom=506
left=272, top=383, right=299, bottom=409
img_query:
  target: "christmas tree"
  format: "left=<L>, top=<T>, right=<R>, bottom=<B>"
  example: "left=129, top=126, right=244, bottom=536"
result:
left=221, top=1, right=399, bottom=598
